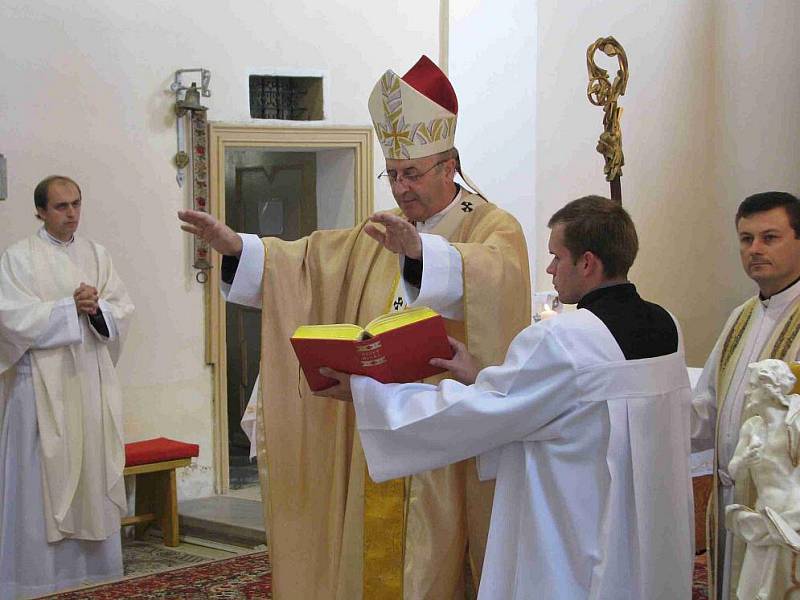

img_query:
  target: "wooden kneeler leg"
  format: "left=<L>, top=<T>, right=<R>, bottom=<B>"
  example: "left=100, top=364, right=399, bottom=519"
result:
left=134, top=472, right=159, bottom=540
left=161, top=469, right=179, bottom=547
left=134, top=469, right=179, bottom=546
left=124, top=457, right=190, bottom=547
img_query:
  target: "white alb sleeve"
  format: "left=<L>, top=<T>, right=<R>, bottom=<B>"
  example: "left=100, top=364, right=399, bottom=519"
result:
left=690, top=347, right=720, bottom=453
left=351, top=323, right=577, bottom=483
left=32, top=297, right=83, bottom=349
left=220, top=233, right=264, bottom=309
left=401, top=233, right=464, bottom=320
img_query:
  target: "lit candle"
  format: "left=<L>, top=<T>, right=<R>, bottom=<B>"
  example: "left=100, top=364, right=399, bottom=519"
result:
left=539, top=303, right=557, bottom=321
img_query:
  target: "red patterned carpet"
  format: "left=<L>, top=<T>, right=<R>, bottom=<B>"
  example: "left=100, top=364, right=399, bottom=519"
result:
left=42, top=550, right=708, bottom=598
left=693, top=553, right=709, bottom=600
left=43, top=551, right=271, bottom=599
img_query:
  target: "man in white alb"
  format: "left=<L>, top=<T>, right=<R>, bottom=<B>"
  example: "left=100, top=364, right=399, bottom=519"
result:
left=320, top=196, right=695, bottom=599
left=0, top=175, right=134, bottom=598
left=692, top=191, right=800, bottom=599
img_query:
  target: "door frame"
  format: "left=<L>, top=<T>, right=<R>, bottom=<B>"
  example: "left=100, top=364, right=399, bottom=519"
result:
left=206, top=123, right=374, bottom=493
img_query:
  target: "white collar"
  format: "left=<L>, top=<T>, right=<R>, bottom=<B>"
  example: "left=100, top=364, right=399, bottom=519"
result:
left=415, top=188, right=464, bottom=233
left=38, top=226, right=74, bottom=248
left=760, top=276, right=800, bottom=311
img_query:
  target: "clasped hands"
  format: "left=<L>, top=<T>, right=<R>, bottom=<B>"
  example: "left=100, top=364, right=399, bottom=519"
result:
left=177, top=209, right=423, bottom=260
left=74, top=282, right=99, bottom=316
left=317, top=336, right=481, bottom=401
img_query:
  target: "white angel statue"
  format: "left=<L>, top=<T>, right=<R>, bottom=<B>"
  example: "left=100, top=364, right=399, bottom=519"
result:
left=726, top=359, right=800, bottom=599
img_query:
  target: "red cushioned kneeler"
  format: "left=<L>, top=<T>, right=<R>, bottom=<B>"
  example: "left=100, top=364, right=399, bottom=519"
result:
left=125, top=437, right=199, bottom=467
left=122, top=437, right=198, bottom=547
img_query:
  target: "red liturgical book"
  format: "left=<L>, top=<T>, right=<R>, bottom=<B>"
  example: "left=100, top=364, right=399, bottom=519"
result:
left=290, top=306, right=454, bottom=392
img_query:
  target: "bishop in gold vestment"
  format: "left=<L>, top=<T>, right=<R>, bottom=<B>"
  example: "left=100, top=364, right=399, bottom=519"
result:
left=180, top=56, right=530, bottom=599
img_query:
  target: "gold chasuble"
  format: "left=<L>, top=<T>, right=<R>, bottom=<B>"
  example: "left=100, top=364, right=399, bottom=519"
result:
left=707, top=295, right=800, bottom=599
left=254, top=195, right=530, bottom=599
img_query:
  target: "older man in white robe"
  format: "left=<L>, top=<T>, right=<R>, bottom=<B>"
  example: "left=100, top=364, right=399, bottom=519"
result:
left=0, top=175, right=134, bottom=598
left=321, top=196, right=694, bottom=599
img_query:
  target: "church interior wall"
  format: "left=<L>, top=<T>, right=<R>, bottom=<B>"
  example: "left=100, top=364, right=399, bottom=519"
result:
left=534, top=0, right=800, bottom=366
left=447, top=0, right=538, bottom=278
left=1, top=0, right=798, bottom=497
left=0, top=0, right=438, bottom=498
left=316, top=149, right=357, bottom=230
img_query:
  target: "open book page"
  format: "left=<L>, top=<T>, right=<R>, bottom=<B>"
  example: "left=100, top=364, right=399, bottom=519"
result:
left=363, top=306, right=439, bottom=336
left=292, top=323, right=365, bottom=340
left=291, top=307, right=439, bottom=340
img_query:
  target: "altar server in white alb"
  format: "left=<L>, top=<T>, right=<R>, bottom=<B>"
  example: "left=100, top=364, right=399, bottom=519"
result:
left=320, top=196, right=694, bottom=599
left=0, top=175, right=134, bottom=598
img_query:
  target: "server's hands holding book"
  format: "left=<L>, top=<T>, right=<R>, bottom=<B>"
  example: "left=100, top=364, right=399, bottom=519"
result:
left=290, top=306, right=480, bottom=400
left=428, top=336, right=480, bottom=385
left=316, top=334, right=480, bottom=401
left=316, top=367, right=354, bottom=401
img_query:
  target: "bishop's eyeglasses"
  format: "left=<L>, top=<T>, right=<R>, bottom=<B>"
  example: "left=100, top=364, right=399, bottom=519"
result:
left=377, top=159, right=449, bottom=186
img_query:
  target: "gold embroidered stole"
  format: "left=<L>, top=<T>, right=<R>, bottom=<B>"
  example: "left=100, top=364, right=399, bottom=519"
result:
left=715, top=298, right=758, bottom=407
left=716, top=296, right=800, bottom=432
left=362, top=193, right=488, bottom=599
left=709, top=294, right=800, bottom=599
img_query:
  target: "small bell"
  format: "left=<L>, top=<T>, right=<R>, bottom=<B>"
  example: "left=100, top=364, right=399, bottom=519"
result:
left=176, top=83, right=207, bottom=115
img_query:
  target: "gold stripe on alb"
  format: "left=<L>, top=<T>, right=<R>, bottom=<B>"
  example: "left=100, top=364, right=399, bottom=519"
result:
left=361, top=200, right=478, bottom=598
left=770, top=302, right=800, bottom=359
left=719, top=299, right=756, bottom=377
left=363, top=478, right=406, bottom=598
left=362, top=271, right=405, bottom=599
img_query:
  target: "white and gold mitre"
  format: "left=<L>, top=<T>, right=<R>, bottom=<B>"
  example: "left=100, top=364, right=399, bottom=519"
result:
left=368, top=55, right=458, bottom=160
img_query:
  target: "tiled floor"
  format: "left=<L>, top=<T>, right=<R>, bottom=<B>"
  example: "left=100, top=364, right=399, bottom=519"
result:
left=130, top=533, right=253, bottom=560
left=123, top=494, right=267, bottom=578
left=44, top=532, right=255, bottom=596
left=122, top=537, right=224, bottom=576
left=33, top=495, right=266, bottom=596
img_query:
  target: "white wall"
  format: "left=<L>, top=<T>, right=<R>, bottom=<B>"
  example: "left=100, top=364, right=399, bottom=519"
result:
left=317, top=149, right=356, bottom=230
left=0, top=0, right=438, bottom=497
left=448, top=0, right=538, bottom=277
left=535, top=0, right=800, bottom=365
left=705, top=0, right=800, bottom=359
left=3, top=0, right=798, bottom=497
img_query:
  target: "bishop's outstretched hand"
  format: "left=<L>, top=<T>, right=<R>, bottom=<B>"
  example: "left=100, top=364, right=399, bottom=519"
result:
left=178, top=210, right=243, bottom=257
left=365, top=211, right=422, bottom=260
